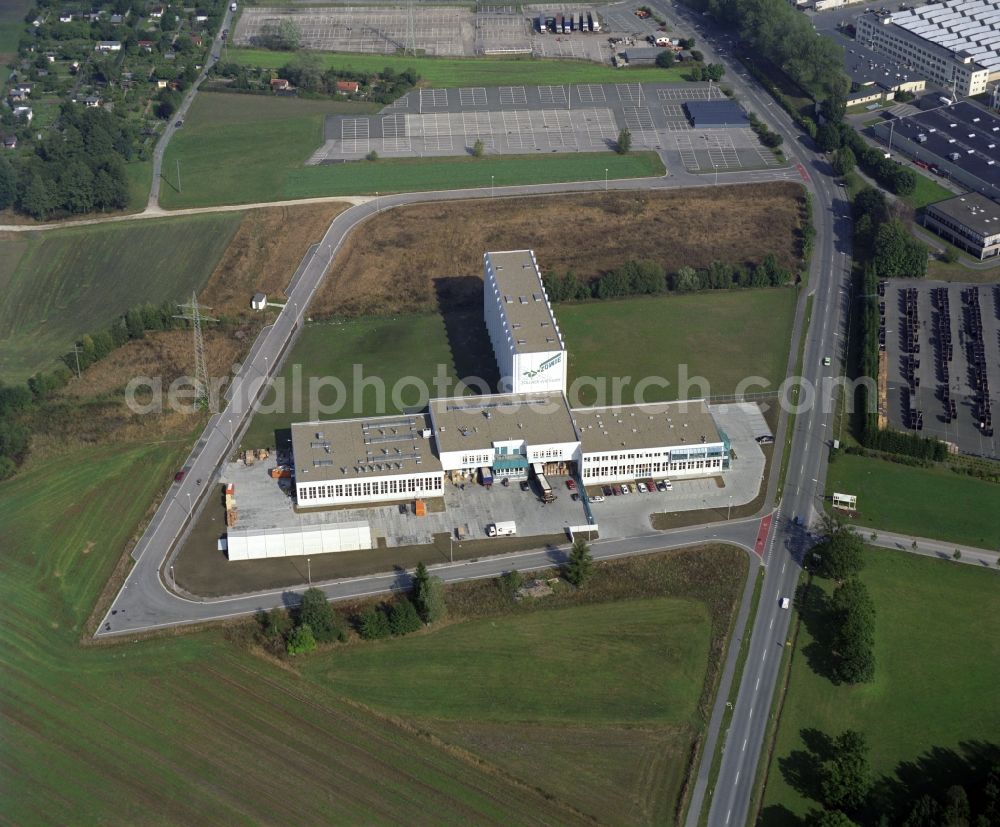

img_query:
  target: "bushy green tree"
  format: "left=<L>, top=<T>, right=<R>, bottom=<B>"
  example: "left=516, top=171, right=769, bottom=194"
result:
left=821, top=730, right=872, bottom=811
left=616, top=127, right=632, bottom=155
left=413, top=563, right=446, bottom=624
left=564, top=537, right=593, bottom=587
left=812, top=515, right=865, bottom=582
left=388, top=598, right=422, bottom=636
left=655, top=50, right=675, bottom=68
left=832, top=147, right=856, bottom=177
left=831, top=578, right=876, bottom=684
left=358, top=606, right=391, bottom=640
left=286, top=623, right=317, bottom=655
left=297, top=587, right=346, bottom=643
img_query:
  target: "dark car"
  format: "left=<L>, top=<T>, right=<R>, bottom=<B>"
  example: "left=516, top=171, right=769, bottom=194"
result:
left=519, top=480, right=530, bottom=492
left=602, top=485, right=613, bottom=497
left=755, top=435, right=775, bottom=444
left=174, top=119, right=183, bottom=127
left=174, top=469, right=187, bottom=482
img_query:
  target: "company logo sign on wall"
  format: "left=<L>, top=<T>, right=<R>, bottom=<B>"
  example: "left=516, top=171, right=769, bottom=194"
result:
left=522, top=353, right=562, bottom=382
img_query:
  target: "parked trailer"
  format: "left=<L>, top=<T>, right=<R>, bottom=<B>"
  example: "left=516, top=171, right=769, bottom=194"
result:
left=538, top=14, right=547, bottom=33
left=537, top=473, right=555, bottom=503
left=590, top=12, right=601, bottom=31
left=563, top=15, right=572, bottom=32
left=479, top=466, right=494, bottom=487
left=580, top=13, right=589, bottom=31
left=488, top=521, right=517, bottom=537
left=555, top=14, right=563, bottom=33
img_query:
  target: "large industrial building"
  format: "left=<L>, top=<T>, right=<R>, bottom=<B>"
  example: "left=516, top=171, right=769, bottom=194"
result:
left=290, top=249, right=730, bottom=510
left=855, top=2, right=1000, bottom=97
left=483, top=249, right=567, bottom=395
left=923, top=191, right=1000, bottom=259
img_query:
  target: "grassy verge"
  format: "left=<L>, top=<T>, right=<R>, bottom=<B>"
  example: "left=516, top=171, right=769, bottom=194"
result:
left=698, top=565, right=766, bottom=826
left=900, top=170, right=954, bottom=210
left=825, top=452, right=1000, bottom=549
left=0, top=212, right=243, bottom=380
left=776, top=293, right=812, bottom=501
left=758, top=549, right=1000, bottom=823
left=125, top=159, right=153, bottom=211
left=227, top=48, right=689, bottom=86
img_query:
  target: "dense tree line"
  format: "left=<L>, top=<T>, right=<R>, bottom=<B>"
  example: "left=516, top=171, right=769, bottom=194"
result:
left=678, top=0, right=848, bottom=103
left=848, top=187, right=942, bottom=456
left=543, top=255, right=794, bottom=304
left=61, top=300, right=183, bottom=375
left=1, top=104, right=135, bottom=218
left=822, top=122, right=919, bottom=197
left=213, top=57, right=419, bottom=104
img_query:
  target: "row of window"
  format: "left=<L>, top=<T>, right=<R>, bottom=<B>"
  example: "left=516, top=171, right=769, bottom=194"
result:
left=298, top=475, right=443, bottom=501
left=460, top=454, right=492, bottom=466
left=580, top=457, right=724, bottom=478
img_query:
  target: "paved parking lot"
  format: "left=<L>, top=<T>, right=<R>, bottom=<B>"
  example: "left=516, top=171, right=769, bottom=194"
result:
left=219, top=402, right=771, bottom=551
left=309, top=82, right=782, bottom=172
left=884, top=280, right=1000, bottom=458
left=234, top=6, right=475, bottom=56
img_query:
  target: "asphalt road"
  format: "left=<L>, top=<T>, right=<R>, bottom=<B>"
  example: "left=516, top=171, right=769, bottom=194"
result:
left=147, top=7, right=234, bottom=210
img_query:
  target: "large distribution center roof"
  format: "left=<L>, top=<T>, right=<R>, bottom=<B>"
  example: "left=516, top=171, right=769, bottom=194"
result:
left=291, top=413, right=441, bottom=483
left=888, top=0, right=1000, bottom=74
left=572, top=400, right=722, bottom=453
left=429, top=392, right=578, bottom=452
left=485, top=250, right=564, bottom=355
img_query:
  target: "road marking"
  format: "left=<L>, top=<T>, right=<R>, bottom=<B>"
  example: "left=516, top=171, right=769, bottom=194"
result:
left=748, top=707, right=753, bottom=720
left=743, top=738, right=748, bottom=752
left=726, top=808, right=732, bottom=824
left=735, top=770, right=741, bottom=785
left=769, top=617, right=774, bottom=629
left=781, top=561, right=786, bottom=574
left=755, top=676, right=760, bottom=690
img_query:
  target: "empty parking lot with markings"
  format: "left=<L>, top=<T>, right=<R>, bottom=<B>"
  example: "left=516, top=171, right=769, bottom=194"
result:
left=310, top=82, right=785, bottom=172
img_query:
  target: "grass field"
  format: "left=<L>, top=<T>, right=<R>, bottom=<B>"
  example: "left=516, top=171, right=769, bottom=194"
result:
left=2, top=434, right=745, bottom=824
left=0, top=213, right=242, bottom=380
left=561, top=290, right=799, bottom=405
left=159, top=91, right=663, bottom=208
left=0, top=0, right=28, bottom=63
left=240, top=314, right=467, bottom=448
left=314, top=598, right=711, bottom=725
left=901, top=171, right=954, bottom=210
left=760, top=550, right=1000, bottom=824
left=826, top=452, right=1000, bottom=548
left=124, top=159, right=153, bottom=210
left=228, top=48, right=688, bottom=87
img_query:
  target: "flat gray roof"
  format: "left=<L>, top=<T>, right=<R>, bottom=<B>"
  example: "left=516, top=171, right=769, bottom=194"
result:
left=572, top=400, right=723, bottom=454
left=429, top=392, right=578, bottom=453
left=485, top=250, right=564, bottom=355
left=291, top=413, right=442, bottom=484
left=926, top=191, right=1000, bottom=237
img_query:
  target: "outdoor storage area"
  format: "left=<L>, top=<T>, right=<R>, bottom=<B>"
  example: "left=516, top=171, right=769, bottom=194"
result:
left=883, top=280, right=999, bottom=458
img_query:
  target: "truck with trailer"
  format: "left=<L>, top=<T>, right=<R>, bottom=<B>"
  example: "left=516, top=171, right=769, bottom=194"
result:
left=563, top=15, right=572, bottom=32
left=488, top=521, right=517, bottom=537
left=538, top=14, right=547, bottom=33
left=555, top=14, right=563, bottom=34
left=589, top=12, right=601, bottom=31
left=579, top=13, right=588, bottom=31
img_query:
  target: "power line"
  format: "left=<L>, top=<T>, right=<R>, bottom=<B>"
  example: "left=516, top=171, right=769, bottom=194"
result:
left=174, top=292, right=218, bottom=409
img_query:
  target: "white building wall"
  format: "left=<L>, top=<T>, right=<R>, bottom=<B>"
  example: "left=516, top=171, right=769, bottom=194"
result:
left=511, top=349, right=568, bottom=395
left=227, top=523, right=372, bottom=561
left=438, top=439, right=579, bottom=472
left=580, top=442, right=727, bottom=484
left=296, top=471, right=444, bottom=507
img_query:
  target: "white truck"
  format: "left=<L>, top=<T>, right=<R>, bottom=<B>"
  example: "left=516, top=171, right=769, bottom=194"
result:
left=230, top=2, right=237, bottom=11
left=488, top=521, right=517, bottom=537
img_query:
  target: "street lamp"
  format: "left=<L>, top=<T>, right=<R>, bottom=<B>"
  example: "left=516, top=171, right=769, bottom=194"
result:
left=170, top=564, right=175, bottom=589
left=375, top=191, right=380, bottom=212
left=605, top=168, right=608, bottom=191
left=491, top=175, right=494, bottom=198
left=186, top=491, right=192, bottom=516
left=728, top=495, right=733, bottom=520
left=227, top=417, right=233, bottom=452
left=307, top=557, right=311, bottom=585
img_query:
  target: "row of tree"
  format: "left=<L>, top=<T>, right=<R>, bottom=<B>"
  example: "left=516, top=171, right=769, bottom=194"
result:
left=543, top=254, right=794, bottom=304
left=821, top=121, right=919, bottom=197
left=0, top=105, right=135, bottom=219
left=680, top=0, right=847, bottom=104
left=808, top=518, right=875, bottom=685
left=748, top=112, right=784, bottom=149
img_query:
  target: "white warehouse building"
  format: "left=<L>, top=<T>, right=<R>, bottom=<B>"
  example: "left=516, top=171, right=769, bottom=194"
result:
left=483, top=249, right=567, bottom=395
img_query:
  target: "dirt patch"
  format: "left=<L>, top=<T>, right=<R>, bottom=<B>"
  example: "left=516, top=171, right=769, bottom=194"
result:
left=200, top=202, right=348, bottom=319
left=312, top=183, right=805, bottom=318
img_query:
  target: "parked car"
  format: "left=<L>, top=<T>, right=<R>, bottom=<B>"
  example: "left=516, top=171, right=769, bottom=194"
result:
left=589, top=495, right=605, bottom=503
left=612, top=485, right=620, bottom=496
left=780, top=597, right=791, bottom=609
left=173, top=469, right=187, bottom=482
left=519, top=480, right=530, bottom=492
left=620, top=484, right=631, bottom=495
left=637, top=482, right=648, bottom=493
left=755, top=435, right=775, bottom=444
left=602, top=485, right=613, bottom=497
left=646, top=479, right=656, bottom=492
left=571, top=492, right=580, bottom=501
left=656, top=480, right=667, bottom=492
left=566, top=479, right=576, bottom=490
left=664, top=480, right=673, bottom=490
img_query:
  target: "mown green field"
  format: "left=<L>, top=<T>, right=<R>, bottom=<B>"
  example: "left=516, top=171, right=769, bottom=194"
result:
left=0, top=0, right=28, bottom=62
left=560, top=289, right=799, bottom=405
left=760, top=550, right=1000, bottom=825
left=241, top=314, right=466, bottom=448
left=826, top=452, right=1000, bottom=548
left=0, top=213, right=242, bottom=380
left=1, top=438, right=738, bottom=824
left=227, top=48, right=688, bottom=87
left=159, top=91, right=663, bottom=208
left=315, top=597, right=711, bottom=725
left=901, top=170, right=954, bottom=210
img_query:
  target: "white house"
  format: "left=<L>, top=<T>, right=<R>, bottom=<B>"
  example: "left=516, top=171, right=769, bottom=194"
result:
left=12, top=106, right=33, bottom=123
left=95, top=40, right=122, bottom=52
